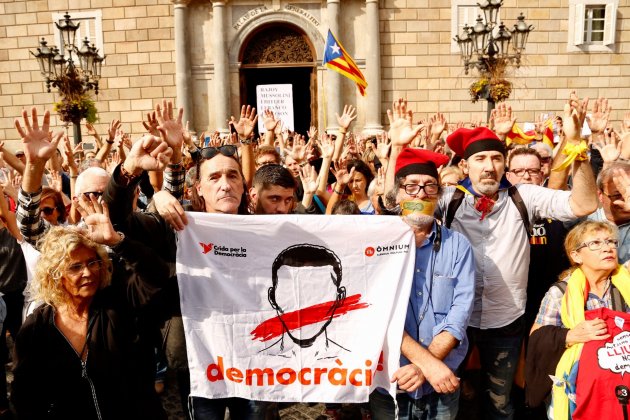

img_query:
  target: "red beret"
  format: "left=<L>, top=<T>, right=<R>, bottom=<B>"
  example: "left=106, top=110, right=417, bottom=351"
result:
left=395, top=148, right=450, bottom=179
left=446, top=127, right=505, bottom=159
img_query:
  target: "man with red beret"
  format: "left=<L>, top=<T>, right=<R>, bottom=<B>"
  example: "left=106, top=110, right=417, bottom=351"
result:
left=370, top=148, right=475, bottom=420
left=440, top=106, right=597, bottom=419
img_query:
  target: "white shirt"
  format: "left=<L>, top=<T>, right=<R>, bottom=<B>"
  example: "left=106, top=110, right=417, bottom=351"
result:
left=438, top=183, right=575, bottom=329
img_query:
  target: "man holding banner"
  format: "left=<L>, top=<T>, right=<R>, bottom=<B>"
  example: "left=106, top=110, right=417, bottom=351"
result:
left=370, top=148, right=475, bottom=419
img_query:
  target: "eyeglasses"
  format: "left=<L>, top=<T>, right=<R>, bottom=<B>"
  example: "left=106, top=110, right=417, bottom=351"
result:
left=540, top=157, right=552, bottom=164
left=65, top=259, right=103, bottom=276
left=40, top=207, right=56, bottom=216
left=510, top=168, right=542, bottom=177
left=82, top=191, right=103, bottom=199
left=400, top=183, right=439, bottom=196
left=200, top=145, right=238, bottom=161
left=603, top=191, right=623, bottom=202
left=256, top=160, right=277, bottom=167
left=575, top=238, right=619, bottom=252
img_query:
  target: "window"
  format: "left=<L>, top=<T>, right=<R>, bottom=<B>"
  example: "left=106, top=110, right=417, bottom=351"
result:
left=568, top=0, right=617, bottom=52
left=52, top=11, right=104, bottom=55
left=451, top=0, right=492, bottom=53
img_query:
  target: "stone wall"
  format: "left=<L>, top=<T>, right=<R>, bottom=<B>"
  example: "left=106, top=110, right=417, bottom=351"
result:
left=0, top=0, right=629, bottom=151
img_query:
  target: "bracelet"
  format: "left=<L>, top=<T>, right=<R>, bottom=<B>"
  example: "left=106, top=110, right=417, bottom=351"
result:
left=334, top=188, right=345, bottom=195
left=120, top=165, right=139, bottom=185
left=299, top=162, right=309, bottom=168
left=338, top=128, right=347, bottom=135
left=239, top=136, right=253, bottom=145
left=552, top=141, right=589, bottom=172
left=168, top=159, right=183, bottom=168
left=70, top=175, right=78, bottom=179
left=106, top=140, right=114, bottom=145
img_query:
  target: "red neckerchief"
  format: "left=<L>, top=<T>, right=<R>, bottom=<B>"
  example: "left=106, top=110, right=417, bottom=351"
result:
left=474, top=195, right=495, bottom=220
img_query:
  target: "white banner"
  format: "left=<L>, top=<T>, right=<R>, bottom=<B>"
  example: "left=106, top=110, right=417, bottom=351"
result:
left=176, top=213, right=415, bottom=403
left=256, top=84, right=294, bottom=133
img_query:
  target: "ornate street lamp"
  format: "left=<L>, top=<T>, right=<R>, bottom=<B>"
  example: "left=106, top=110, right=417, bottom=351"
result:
left=31, top=12, right=105, bottom=144
left=454, top=2, right=533, bottom=121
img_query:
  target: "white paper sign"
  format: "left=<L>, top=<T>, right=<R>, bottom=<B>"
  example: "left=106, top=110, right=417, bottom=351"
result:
left=176, top=213, right=415, bottom=403
left=256, top=84, right=294, bottom=133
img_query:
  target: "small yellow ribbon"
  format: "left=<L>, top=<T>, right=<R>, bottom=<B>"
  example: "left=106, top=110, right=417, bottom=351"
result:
left=552, top=142, right=588, bottom=172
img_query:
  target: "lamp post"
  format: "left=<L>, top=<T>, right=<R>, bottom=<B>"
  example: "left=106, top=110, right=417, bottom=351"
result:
left=454, top=1, right=533, bottom=122
left=31, top=13, right=105, bottom=145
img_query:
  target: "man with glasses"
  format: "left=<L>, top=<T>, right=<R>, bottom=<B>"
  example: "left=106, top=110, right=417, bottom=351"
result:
left=589, top=162, right=630, bottom=263
left=529, top=142, right=554, bottom=182
left=254, top=146, right=281, bottom=170
left=442, top=105, right=597, bottom=419
left=369, top=148, right=475, bottom=420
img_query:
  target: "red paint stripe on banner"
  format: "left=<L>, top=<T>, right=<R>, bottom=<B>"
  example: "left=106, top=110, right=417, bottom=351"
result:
left=250, top=294, right=369, bottom=342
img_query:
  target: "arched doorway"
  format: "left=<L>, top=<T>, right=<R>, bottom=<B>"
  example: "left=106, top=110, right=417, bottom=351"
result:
left=239, top=24, right=317, bottom=135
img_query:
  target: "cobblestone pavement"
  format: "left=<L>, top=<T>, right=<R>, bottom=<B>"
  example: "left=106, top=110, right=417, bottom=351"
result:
left=159, top=373, right=337, bottom=419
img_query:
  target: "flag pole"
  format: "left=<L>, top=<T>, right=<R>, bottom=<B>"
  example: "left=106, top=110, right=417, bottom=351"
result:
left=321, top=68, right=327, bottom=132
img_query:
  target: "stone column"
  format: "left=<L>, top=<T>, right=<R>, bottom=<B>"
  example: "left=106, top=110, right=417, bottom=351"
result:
left=173, top=1, right=193, bottom=125
left=364, top=0, right=383, bottom=133
left=326, top=0, right=341, bottom=131
left=212, top=1, right=229, bottom=132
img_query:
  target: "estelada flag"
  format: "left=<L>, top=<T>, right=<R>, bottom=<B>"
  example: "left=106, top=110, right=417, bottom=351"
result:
left=176, top=213, right=415, bottom=403
left=323, top=30, right=368, bottom=96
left=506, top=120, right=555, bottom=148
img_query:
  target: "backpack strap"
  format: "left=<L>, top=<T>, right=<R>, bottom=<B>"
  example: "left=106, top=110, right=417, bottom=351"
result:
left=445, top=188, right=465, bottom=229
left=610, top=283, right=627, bottom=312
left=553, top=280, right=627, bottom=312
left=508, top=186, right=532, bottom=239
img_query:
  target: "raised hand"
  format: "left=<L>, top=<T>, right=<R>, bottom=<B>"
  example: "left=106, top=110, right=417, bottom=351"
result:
left=123, top=135, right=173, bottom=176
left=86, top=122, right=99, bottom=138
left=593, top=126, right=621, bottom=164
left=14, top=108, right=63, bottom=165
left=230, top=105, right=258, bottom=140
left=75, top=195, right=122, bottom=246
left=209, top=131, right=222, bottom=148
left=336, top=105, right=357, bottom=130
left=375, top=131, right=391, bottom=160
left=299, top=164, right=318, bottom=196
left=490, top=102, right=516, bottom=138
left=263, top=109, right=279, bottom=132
left=564, top=92, right=589, bottom=142
left=319, top=134, right=335, bottom=160
left=387, top=99, right=424, bottom=148
left=155, top=99, right=185, bottom=152
left=587, top=97, right=612, bottom=134
left=107, top=119, right=122, bottom=142
left=142, top=111, right=160, bottom=136
left=307, top=125, right=318, bottom=140
left=290, top=135, right=307, bottom=162
left=612, top=168, right=630, bottom=212
left=623, top=111, right=630, bottom=134
left=47, top=170, right=63, bottom=192
left=331, top=160, right=355, bottom=187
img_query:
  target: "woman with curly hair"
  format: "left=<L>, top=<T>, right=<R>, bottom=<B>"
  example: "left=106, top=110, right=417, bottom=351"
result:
left=12, top=197, right=169, bottom=420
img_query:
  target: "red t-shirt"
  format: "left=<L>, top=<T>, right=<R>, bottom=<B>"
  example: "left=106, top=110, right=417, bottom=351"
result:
left=574, top=307, right=630, bottom=420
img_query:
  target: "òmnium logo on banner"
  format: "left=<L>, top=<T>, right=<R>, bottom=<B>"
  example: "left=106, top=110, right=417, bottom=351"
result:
left=199, top=241, right=247, bottom=257
left=365, top=242, right=411, bottom=257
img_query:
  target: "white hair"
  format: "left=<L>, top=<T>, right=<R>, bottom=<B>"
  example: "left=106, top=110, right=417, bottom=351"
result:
left=74, top=167, right=110, bottom=196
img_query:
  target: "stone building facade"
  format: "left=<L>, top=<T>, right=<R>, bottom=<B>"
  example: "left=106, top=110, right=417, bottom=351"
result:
left=0, top=0, right=629, bottom=149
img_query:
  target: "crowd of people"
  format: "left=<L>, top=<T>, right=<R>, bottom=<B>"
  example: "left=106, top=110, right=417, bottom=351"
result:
left=1, top=91, right=630, bottom=420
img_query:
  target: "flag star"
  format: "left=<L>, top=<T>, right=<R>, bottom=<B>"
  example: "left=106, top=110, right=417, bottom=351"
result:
left=330, top=43, right=341, bottom=55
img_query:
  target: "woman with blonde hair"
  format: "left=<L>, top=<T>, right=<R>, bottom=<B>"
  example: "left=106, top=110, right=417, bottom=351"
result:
left=12, top=197, right=169, bottom=419
left=527, top=220, right=630, bottom=419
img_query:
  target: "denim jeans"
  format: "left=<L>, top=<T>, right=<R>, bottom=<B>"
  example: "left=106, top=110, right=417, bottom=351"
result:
left=467, top=315, right=526, bottom=420
left=369, top=389, right=460, bottom=420
left=189, top=397, right=267, bottom=420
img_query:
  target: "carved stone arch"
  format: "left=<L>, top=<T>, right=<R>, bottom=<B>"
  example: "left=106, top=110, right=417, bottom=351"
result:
left=241, top=25, right=313, bottom=66
left=228, top=11, right=325, bottom=64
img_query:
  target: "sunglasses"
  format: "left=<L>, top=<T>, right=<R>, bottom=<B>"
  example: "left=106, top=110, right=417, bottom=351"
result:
left=40, top=207, right=56, bottom=216
left=200, top=145, right=238, bottom=161
left=82, top=191, right=104, bottom=199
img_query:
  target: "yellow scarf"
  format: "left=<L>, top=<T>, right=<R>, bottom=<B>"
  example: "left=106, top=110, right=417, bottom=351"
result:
left=552, top=142, right=588, bottom=172
left=553, top=265, right=630, bottom=419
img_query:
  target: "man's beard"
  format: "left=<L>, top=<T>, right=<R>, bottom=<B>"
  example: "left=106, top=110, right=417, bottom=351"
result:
left=476, top=172, right=500, bottom=196
left=403, top=213, right=434, bottom=231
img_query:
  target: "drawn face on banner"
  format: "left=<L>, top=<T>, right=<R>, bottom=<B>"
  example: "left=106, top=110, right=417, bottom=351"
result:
left=267, top=244, right=346, bottom=348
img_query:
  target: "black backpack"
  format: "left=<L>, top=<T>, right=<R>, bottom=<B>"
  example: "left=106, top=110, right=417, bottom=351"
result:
left=443, top=186, right=532, bottom=239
